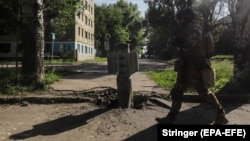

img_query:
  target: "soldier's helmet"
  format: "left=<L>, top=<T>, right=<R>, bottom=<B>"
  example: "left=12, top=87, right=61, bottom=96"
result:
left=176, top=7, right=195, bottom=22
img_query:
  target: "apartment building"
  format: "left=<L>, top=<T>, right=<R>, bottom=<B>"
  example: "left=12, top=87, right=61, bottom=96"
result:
left=0, top=0, right=95, bottom=61
left=75, top=0, right=95, bottom=61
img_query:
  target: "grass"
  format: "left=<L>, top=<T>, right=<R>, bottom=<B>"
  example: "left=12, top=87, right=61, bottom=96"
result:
left=81, top=57, right=107, bottom=64
left=0, top=68, right=62, bottom=95
left=44, top=58, right=75, bottom=64
left=146, top=56, right=234, bottom=93
left=0, top=57, right=106, bottom=95
left=44, top=57, right=107, bottom=64
left=210, top=58, right=233, bottom=93
left=0, top=55, right=233, bottom=95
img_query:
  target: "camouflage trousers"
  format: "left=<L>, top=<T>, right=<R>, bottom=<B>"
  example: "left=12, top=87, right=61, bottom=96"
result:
left=168, top=63, right=223, bottom=117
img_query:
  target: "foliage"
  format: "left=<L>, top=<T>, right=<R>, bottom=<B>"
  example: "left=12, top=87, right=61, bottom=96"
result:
left=44, top=57, right=107, bottom=64
left=0, top=68, right=61, bottom=95
left=92, top=57, right=107, bottom=63
left=95, top=0, right=145, bottom=56
left=0, top=0, right=83, bottom=38
left=144, top=0, right=191, bottom=59
left=44, top=0, right=84, bottom=36
left=42, top=68, right=62, bottom=90
left=210, top=58, right=233, bottom=93
left=0, top=0, right=84, bottom=87
left=0, top=0, right=18, bottom=33
left=146, top=70, right=177, bottom=90
left=144, top=0, right=232, bottom=59
left=80, top=57, right=107, bottom=64
left=211, top=55, right=233, bottom=60
left=0, top=69, right=28, bottom=95
left=44, top=58, right=75, bottom=64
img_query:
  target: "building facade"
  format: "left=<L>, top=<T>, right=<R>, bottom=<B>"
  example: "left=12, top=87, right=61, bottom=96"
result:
left=75, top=0, right=95, bottom=61
left=0, top=0, right=95, bottom=61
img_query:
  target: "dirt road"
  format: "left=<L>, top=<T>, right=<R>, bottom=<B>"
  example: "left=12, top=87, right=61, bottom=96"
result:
left=1, top=59, right=250, bottom=141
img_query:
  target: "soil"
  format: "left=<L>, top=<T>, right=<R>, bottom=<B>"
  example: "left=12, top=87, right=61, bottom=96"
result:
left=1, top=59, right=250, bottom=141
left=2, top=101, right=250, bottom=141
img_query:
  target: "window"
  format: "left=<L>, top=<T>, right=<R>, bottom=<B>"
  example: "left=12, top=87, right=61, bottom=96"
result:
left=85, top=46, right=88, bottom=53
left=85, top=1, right=88, bottom=9
left=85, top=31, right=88, bottom=39
left=77, top=13, right=80, bottom=19
left=85, top=16, right=88, bottom=25
left=0, top=43, right=11, bottom=53
left=78, top=27, right=80, bottom=36
left=82, top=29, right=84, bottom=37
left=77, top=44, right=80, bottom=52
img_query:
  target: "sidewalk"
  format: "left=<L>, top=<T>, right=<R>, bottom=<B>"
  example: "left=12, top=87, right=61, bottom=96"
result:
left=50, top=70, right=250, bottom=104
left=0, top=68, right=250, bottom=104
left=1, top=71, right=250, bottom=127
left=50, top=71, right=167, bottom=94
left=1, top=62, right=250, bottom=141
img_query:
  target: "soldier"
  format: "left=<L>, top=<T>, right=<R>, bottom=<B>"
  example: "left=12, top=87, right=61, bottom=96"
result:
left=155, top=7, right=229, bottom=124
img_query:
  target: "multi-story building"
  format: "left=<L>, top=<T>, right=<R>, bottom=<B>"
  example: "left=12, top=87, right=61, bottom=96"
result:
left=46, top=0, right=95, bottom=61
left=76, top=0, right=95, bottom=61
left=0, top=0, right=95, bottom=61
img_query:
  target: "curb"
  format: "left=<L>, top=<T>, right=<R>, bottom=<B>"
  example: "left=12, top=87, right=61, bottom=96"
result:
left=0, top=96, right=93, bottom=104
left=1, top=94, right=250, bottom=105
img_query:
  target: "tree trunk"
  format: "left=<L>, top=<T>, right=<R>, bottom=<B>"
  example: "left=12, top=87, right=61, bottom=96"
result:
left=21, top=0, right=44, bottom=86
left=233, top=0, right=250, bottom=91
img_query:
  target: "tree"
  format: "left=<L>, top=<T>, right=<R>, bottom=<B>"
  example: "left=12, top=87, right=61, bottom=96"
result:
left=94, top=4, right=108, bottom=56
left=95, top=0, right=145, bottom=56
left=19, top=0, right=44, bottom=86
left=144, top=0, right=230, bottom=59
left=144, top=0, right=193, bottom=59
left=232, top=0, right=250, bottom=92
left=1, top=0, right=83, bottom=87
left=0, top=0, right=18, bottom=34
left=43, top=0, right=84, bottom=37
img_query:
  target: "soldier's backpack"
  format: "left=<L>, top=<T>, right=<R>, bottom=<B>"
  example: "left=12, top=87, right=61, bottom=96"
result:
left=203, top=32, right=215, bottom=58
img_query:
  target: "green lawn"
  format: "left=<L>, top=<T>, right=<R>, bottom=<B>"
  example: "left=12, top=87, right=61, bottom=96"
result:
left=146, top=56, right=233, bottom=93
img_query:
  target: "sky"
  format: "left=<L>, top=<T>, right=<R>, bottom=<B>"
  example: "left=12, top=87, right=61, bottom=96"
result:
left=94, top=0, right=148, bottom=16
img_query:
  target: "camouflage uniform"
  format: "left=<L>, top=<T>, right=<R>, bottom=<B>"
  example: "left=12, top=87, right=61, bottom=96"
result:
left=156, top=8, right=228, bottom=124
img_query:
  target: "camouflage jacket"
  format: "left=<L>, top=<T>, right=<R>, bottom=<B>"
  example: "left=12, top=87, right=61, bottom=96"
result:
left=177, top=22, right=205, bottom=58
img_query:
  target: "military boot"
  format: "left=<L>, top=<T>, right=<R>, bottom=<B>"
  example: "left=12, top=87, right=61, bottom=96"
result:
left=155, top=100, right=182, bottom=124
left=155, top=115, right=175, bottom=124
left=214, top=108, right=229, bottom=125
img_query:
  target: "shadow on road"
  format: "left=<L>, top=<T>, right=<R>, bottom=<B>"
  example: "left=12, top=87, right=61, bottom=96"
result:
left=124, top=97, right=249, bottom=141
left=9, top=108, right=110, bottom=140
